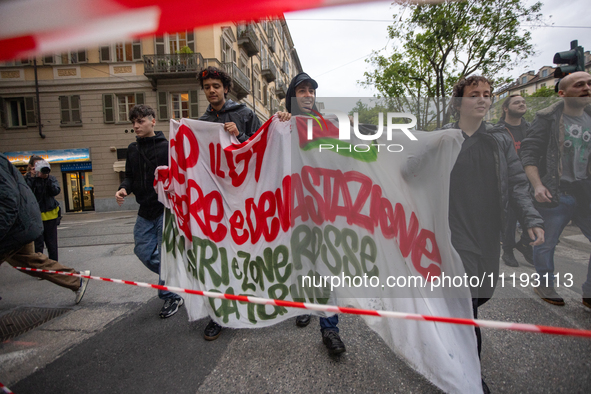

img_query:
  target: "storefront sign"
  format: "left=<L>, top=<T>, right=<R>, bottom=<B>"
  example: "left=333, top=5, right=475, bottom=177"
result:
left=3, top=148, right=90, bottom=165
left=61, top=162, right=92, bottom=172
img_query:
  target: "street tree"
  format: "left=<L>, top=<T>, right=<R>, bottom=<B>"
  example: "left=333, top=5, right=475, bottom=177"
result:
left=361, top=0, right=544, bottom=129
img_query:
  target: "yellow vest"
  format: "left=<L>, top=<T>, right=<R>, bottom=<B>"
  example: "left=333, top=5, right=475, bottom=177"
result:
left=41, top=206, right=60, bottom=221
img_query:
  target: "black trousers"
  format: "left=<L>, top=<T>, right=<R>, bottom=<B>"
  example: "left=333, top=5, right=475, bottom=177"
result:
left=35, top=218, right=59, bottom=261
left=457, top=249, right=500, bottom=359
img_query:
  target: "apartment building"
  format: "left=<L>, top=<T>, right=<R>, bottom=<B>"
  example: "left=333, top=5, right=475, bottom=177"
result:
left=0, top=18, right=302, bottom=213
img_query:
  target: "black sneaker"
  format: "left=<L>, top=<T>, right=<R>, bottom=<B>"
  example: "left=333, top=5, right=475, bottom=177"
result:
left=583, top=298, right=591, bottom=309
left=502, top=250, right=519, bottom=267
left=159, top=297, right=184, bottom=318
left=296, top=314, right=311, bottom=327
left=515, top=241, right=534, bottom=266
left=204, top=319, right=222, bottom=341
left=534, top=286, right=565, bottom=306
left=482, top=378, right=491, bottom=394
left=322, top=330, right=346, bottom=355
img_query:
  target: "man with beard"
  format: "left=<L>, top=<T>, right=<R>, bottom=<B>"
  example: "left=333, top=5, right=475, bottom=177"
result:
left=277, top=72, right=347, bottom=355
left=497, top=95, right=534, bottom=267
left=521, top=71, right=591, bottom=308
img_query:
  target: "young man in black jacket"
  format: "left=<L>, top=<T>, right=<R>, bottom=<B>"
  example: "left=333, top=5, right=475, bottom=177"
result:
left=198, top=66, right=262, bottom=143
left=197, top=66, right=262, bottom=340
left=116, top=104, right=183, bottom=318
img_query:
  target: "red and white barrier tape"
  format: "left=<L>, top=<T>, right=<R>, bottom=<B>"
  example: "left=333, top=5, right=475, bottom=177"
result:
left=13, top=266, right=591, bottom=339
left=0, top=382, right=14, bottom=394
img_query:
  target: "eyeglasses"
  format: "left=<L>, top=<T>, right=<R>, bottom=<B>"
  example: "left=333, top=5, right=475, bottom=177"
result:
left=201, top=69, right=220, bottom=78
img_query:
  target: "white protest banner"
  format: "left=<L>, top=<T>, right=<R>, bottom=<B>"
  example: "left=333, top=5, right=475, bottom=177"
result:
left=155, top=116, right=481, bottom=393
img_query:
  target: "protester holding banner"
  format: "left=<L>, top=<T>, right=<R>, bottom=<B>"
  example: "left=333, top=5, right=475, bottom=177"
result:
left=198, top=66, right=262, bottom=144
left=115, top=104, right=184, bottom=319
left=440, top=76, right=544, bottom=392
left=280, top=72, right=347, bottom=355
left=195, top=66, right=263, bottom=340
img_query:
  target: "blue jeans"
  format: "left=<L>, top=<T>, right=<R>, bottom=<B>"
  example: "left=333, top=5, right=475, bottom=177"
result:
left=534, top=193, right=591, bottom=296
left=320, top=315, right=339, bottom=333
left=134, top=214, right=179, bottom=300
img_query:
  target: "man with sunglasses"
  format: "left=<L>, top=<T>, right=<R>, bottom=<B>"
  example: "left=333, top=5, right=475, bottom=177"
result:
left=198, top=66, right=262, bottom=143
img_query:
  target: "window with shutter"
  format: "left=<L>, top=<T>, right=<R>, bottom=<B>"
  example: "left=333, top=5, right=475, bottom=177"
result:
left=4, top=97, right=35, bottom=128
left=60, top=95, right=82, bottom=125
left=189, top=90, right=199, bottom=118
left=155, top=36, right=165, bottom=56
left=24, top=97, right=36, bottom=126
left=100, top=46, right=111, bottom=62
left=158, top=91, right=168, bottom=120
left=103, top=94, right=115, bottom=123
left=135, top=93, right=145, bottom=105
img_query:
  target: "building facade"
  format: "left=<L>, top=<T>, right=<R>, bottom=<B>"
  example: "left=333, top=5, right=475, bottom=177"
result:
left=0, top=18, right=302, bottom=213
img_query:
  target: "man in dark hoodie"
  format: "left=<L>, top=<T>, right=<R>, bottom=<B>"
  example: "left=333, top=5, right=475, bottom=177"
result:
left=197, top=66, right=262, bottom=341
left=277, top=72, right=347, bottom=356
left=115, top=104, right=183, bottom=319
left=198, top=66, right=262, bottom=143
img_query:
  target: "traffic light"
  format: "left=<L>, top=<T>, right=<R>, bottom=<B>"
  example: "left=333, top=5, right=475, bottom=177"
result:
left=553, top=40, right=585, bottom=79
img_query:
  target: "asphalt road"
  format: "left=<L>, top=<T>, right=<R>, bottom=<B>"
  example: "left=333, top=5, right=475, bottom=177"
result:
left=1, top=211, right=590, bottom=393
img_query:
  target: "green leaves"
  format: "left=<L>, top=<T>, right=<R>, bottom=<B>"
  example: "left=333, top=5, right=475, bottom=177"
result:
left=362, top=0, right=543, bottom=129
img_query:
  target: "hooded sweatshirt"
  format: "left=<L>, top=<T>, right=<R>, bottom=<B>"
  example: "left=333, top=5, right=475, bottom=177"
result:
left=118, top=130, right=168, bottom=220
left=199, top=99, right=262, bottom=143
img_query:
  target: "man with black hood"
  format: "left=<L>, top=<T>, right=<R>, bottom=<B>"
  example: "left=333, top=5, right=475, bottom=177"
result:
left=198, top=66, right=262, bottom=143
left=278, top=72, right=347, bottom=355
left=116, top=104, right=184, bottom=319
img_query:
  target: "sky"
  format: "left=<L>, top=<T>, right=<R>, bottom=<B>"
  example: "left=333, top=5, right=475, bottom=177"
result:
left=284, top=0, right=591, bottom=97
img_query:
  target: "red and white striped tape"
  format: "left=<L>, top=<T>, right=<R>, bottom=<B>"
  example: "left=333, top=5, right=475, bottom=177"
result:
left=13, top=266, right=591, bottom=339
left=0, top=382, right=14, bottom=394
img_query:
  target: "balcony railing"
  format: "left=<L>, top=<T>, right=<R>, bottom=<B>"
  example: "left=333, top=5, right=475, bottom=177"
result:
left=143, top=54, right=204, bottom=75
left=261, top=58, right=277, bottom=82
left=222, top=62, right=250, bottom=99
left=274, top=79, right=287, bottom=99
left=237, top=25, right=259, bottom=57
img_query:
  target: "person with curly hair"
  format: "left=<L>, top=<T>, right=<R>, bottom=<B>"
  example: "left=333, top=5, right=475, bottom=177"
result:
left=197, top=66, right=262, bottom=143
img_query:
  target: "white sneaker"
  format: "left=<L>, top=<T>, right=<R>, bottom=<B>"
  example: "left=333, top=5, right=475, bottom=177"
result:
left=75, top=270, right=91, bottom=304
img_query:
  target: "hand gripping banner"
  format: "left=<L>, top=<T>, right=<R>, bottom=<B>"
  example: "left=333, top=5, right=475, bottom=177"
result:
left=155, top=115, right=481, bottom=392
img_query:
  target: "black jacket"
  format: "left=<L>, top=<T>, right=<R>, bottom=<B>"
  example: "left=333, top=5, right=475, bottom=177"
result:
left=199, top=99, right=262, bottom=143
left=119, top=131, right=168, bottom=220
left=25, top=172, right=60, bottom=213
left=0, top=154, right=43, bottom=257
left=440, top=122, right=544, bottom=231
left=520, top=101, right=591, bottom=206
